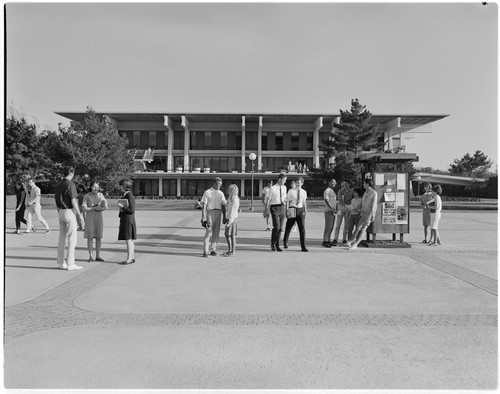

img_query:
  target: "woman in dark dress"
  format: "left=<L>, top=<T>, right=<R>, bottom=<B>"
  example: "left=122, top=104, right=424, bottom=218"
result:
left=117, top=178, right=136, bottom=264
left=14, top=181, right=28, bottom=234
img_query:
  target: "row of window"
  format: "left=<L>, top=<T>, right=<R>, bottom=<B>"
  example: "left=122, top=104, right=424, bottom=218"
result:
left=143, top=156, right=314, bottom=173
left=122, top=130, right=329, bottom=151
left=133, top=179, right=260, bottom=197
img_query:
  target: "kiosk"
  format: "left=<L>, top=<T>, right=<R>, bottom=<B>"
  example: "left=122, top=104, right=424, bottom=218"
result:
left=355, top=152, right=418, bottom=248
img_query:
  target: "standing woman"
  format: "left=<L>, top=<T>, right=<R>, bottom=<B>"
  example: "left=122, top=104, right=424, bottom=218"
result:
left=82, top=180, right=108, bottom=261
left=25, top=178, right=51, bottom=234
left=427, top=184, right=443, bottom=246
left=14, top=180, right=28, bottom=234
left=223, top=184, right=240, bottom=256
left=420, top=182, right=433, bottom=243
left=117, top=178, right=136, bottom=264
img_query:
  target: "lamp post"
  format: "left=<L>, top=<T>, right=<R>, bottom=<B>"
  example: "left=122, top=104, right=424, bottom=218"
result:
left=249, top=152, right=256, bottom=211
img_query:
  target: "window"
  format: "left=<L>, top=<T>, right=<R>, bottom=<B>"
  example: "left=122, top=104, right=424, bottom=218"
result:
left=306, top=132, right=313, bottom=151
left=149, top=131, right=156, bottom=148
left=190, top=131, right=197, bottom=149
left=262, top=132, right=268, bottom=150
left=291, top=132, right=299, bottom=151
left=235, top=132, right=242, bottom=150
left=275, top=132, right=283, bottom=151
left=174, top=131, right=184, bottom=150
left=133, top=131, right=140, bottom=148
left=204, top=132, right=212, bottom=149
left=220, top=131, right=228, bottom=150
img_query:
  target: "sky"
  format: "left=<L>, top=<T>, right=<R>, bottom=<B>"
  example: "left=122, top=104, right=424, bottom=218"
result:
left=5, top=2, right=498, bottom=172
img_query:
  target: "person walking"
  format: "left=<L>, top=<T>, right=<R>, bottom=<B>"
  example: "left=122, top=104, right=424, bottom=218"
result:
left=25, top=177, right=51, bottom=234
left=283, top=177, right=308, bottom=252
left=261, top=180, right=273, bottom=230
left=265, top=173, right=287, bottom=251
left=55, top=167, right=84, bottom=270
left=82, top=180, right=108, bottom=262
left=322, top=179, right=337, bottom=247
left=427, top=184, right=443, bottom=246
left=332, top=181, right=353, bottom=246
left=117, top=178, right=136, bottom=265
left=13, top=180, right=28, bottom=234
left=223, top=184, right=240, bottom=257
left=201, top=177, right=226, bottom=258
left=420, top=182, right=433, bottom=243
left=347, top=178, right=378, bottom=250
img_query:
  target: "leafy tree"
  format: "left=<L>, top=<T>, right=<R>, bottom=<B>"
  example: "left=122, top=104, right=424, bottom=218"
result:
left=43, top=106, right=135, bottom=193
left=449, top=150, right=493, bottom=178
left=5, top=114, right=45, bottom=192
left=310, top=99, right=383, bottom=187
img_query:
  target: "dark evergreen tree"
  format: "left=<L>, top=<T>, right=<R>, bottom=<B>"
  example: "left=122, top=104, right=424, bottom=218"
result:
left=449, top=150, right=493, bottom=178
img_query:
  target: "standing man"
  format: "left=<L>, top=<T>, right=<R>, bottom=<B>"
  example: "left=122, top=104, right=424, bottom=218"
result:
left=201, top=177, right=226, bottom=258
left=332, top=180, right=353, bottom=246
left=420, top=182, right=433, bottom=243
left=322, top=179, right=337, bottom=247
left=261, top=180, right=273, bottom=231
left=347, top=178, right=378, bottom=250
left=265, top=173, right=287, bottom=251
left=55, top=167, right=84, bottom=270
left=283, top=177, right=308, bottom=252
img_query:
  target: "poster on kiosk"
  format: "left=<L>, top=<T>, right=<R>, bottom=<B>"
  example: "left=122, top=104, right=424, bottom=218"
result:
left=368, top=172, right=410, bottom=235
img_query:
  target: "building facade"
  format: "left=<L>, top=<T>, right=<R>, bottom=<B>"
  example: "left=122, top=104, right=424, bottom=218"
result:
left=56, top=112, right=447, bottom=197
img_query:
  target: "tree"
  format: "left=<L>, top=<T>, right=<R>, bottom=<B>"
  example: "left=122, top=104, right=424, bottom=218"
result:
left=310, top=99, right=383, bottom=187
left=449, top=150, right=493, bottom=178
left=43, top=107, right=135, bottom=193
left=5, top=114, right=46, bottom=192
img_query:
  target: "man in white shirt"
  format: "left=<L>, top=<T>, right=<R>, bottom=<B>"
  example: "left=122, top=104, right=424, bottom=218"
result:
left=201, top=177, right=227, bottom=257
left=322, top=179, right=337, bottom=247
left=265, top=174, right=287, bottom=251
left=347, top=178, right=378, bottom=250
left=283, top=177, right=308, bottom=252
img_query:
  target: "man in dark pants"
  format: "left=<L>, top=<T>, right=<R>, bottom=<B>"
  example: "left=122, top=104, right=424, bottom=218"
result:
left=283, top=177, right=308, bottom=252
left=265, top=173, right=287, bottom=251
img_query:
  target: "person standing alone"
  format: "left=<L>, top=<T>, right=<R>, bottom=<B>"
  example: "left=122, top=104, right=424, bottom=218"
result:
left=201, top=177, right=226, bottom=257
left=54, top=167, right=84, bottom=270
left=283, top=177, right=308, bottom=252
left=265, top=173, right=287, bottom=251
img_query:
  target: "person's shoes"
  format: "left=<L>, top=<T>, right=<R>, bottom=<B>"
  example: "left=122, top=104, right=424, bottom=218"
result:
left=348, top=244, right=358, bottom=250
left=271, top=244, right=276, bottom=251
left=67, top=264, right=83, bottom=270
left=202, top=252, right=209, bottom=258
left=58, top=263, right=68, bottom=270
left=331, top=240, right=337, bottom=246
left=87, top=257, right=94, bottom=262
left=421, top=239, right=428, bottom=244
left=31, top=226, right=36, bottom=233
left=95, top=257, right=105, bottom=262
left=119, top=260, right=135, bottom=265
left=346, top=241, right=352, bottom=248
left=283, top=242, right=288, bottom=249
left=301, top=248, right=308, bottom=252
left=44, top=228, right=51, bottom=234
left=276, top=245, right=283, bottom=252
left=223, top=251, right=234, bottom=257
left=13, top=230, right=19, bottom=234
left=342, top=239, right=347, bottom=244
left=210, top=251, right=218, bottom=256
left=322, top=241, right=331, bottom=248
left=266, top=227, right=271, bottom=231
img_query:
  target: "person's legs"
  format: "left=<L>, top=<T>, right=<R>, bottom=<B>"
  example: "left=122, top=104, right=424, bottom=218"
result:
left=332, top=209, right=346, bottom=243
left=283, top=217, right=295, bottom=246
left=57, top=210, right=68, bottom=266
left=25, top=206, right=33, bottom=232
left=351, top=225, right=368, bottom=248
left=125, top=239, right=135, bottom=260
left=203, top=211, right=214, bottom=253
left=224, top=226, right=231, bottom=252
left=87, top=238, right=94, bottom=260
left=95, top=238, right=102, bottom=258
left=270, top=205, right=280, bottom=247
left=276, top=205, right=286, bottom=248
left=342, top=210, right=351, bottom=242
left=65, top=211, right=78, bottom=267
left=423, top=225, right=429, bottom=243
left=323, top=211, right=334, bottom=244
left=210, top=210, right=222, bottom=252
left=296, top=210, right=306, bottom=250
left=33, top=204, right=50, bottom=230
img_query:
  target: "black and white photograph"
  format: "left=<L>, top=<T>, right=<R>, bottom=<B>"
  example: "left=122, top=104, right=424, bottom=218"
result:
left=4, top=1, right=498, bottom=391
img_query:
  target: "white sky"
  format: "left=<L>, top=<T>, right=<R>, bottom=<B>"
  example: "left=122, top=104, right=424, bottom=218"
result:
left=5, top=2, right=498, bottom=171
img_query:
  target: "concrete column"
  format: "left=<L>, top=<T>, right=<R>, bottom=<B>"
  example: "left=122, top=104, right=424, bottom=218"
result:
left=177, top=178, right=181, bottom=197
left=164, top=116, right=174, bottom=172
left=181, top=115, right=190, bottom=171
left=313, top=116, right=323, bottom=169
left=241, top=116, right=246, bottom=172
left=158, top=178, right=163, bottom=197
left=257, top=116, right=263, bottom=171
left=240, top=179, right=245, bottom=197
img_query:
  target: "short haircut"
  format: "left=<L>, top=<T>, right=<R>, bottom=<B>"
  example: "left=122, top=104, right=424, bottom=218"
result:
left=278, top=173, right=287, bottom=181
left=353, top=187, right=363, bottom=196
left=423, top=182, right=432, bottom=188
left=88, top=180, right=100, bottom=192
left=364, top=178, right=374, bottom=188
left=297, top=177, right=304, bottom=183
left=63, top=167, right=75, bottom=177
left=213, top=177, right=222, bottom=184
left=120, top=178, right=133, bottom=190
left=433, top=184, right=442, bottom=195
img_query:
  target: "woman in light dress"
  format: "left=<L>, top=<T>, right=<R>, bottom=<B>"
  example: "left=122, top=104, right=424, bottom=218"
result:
left=82, top=180, right=108, bottom=261
left=223, top=184, right=240, bottom=256
left=426, top=184, right=443, bottom=246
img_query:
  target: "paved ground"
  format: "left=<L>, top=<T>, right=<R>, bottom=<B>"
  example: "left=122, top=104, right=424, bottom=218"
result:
left=3, top=206, right=498, bottom=390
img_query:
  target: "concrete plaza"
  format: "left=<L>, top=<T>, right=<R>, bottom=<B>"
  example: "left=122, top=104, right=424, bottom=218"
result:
left=3, top=205, right=498, bottom=390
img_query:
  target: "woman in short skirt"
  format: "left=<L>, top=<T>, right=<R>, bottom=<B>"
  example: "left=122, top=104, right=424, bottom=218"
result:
left=117, top=178, right=136, bottom=264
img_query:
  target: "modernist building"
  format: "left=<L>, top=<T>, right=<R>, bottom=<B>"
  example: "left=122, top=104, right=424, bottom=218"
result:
left=56, top=112, right=447, bottom=197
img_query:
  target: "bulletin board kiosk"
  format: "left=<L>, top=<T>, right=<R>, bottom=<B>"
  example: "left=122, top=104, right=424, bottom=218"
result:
left=355, top=152, right=418, bottom=248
